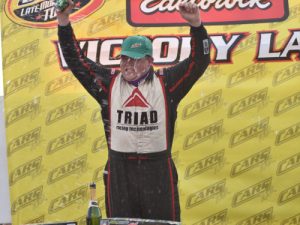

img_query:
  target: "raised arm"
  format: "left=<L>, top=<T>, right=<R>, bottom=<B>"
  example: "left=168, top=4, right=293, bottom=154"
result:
left=57, top=0, right=114, bottom=103
left=161, top=3, right=210, bottom=104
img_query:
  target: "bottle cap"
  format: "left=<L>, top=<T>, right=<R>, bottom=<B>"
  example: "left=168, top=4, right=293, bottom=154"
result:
left=89, top=182, right=96, bottom=189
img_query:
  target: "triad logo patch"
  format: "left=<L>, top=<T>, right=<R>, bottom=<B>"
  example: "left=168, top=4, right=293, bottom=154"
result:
left=123, top=88, right=150, bottom=108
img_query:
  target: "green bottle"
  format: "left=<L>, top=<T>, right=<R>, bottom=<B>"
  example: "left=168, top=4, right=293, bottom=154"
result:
left=86, top=182, right=102, bottom=225
left=55, top=0, right=69, bottom=11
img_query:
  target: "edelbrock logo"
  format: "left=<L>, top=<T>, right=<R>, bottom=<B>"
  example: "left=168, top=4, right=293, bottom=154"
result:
left=127, top=0, right=288, bottom=26
left=4, top=0, right=105, bottom=28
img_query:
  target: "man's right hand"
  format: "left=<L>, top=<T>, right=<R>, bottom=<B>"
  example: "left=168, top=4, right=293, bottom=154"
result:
left=57, top=0, right=74, bottom=26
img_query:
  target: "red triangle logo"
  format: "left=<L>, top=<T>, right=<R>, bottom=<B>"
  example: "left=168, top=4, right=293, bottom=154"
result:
left=123, top=88, right=150, bottom=108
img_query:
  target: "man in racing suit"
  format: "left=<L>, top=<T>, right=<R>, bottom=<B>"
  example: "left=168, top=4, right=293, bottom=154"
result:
left=57, top=1, right=210, bottom=222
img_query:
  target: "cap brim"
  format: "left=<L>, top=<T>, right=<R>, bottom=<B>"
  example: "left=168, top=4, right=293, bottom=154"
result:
left=120, top=50, right=146, bottom=59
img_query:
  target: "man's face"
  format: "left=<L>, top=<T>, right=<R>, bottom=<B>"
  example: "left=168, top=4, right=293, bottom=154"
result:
left=120, top=55, right=153, bottom=81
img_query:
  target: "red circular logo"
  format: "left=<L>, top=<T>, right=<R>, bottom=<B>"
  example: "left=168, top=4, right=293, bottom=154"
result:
left=5, top=0, right=105, bottom=28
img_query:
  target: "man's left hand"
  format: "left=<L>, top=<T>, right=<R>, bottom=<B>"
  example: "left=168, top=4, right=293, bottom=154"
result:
left=178, top=2, right=201, bottom=27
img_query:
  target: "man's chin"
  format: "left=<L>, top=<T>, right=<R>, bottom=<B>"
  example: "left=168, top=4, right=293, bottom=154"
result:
left=122, top=74, right=137, bottom=82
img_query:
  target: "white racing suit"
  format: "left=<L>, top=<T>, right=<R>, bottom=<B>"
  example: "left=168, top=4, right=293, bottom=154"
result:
left=58, top=23, right=210, bottom=221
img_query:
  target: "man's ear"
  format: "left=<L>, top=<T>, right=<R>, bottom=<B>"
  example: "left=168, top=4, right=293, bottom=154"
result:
left=147, top=56, right=154, bottom=64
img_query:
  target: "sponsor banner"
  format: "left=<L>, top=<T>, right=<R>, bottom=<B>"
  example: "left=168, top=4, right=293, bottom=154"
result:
left=4, top=0, right=105, bottom=28
left=53, top=28, right=300, bottom=66
left=0, top=98, right=11, bottom=223
left=1, top=0, right=300, bottom=225
left=127, top=0, right=289, bottom=26
left=0, top=29, right=11, bottom=223
left=0, top=46, right=3, bottom=96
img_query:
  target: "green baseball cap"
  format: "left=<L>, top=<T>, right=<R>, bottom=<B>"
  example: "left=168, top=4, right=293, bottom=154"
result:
left=120, top=35, right=153, bottom=59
